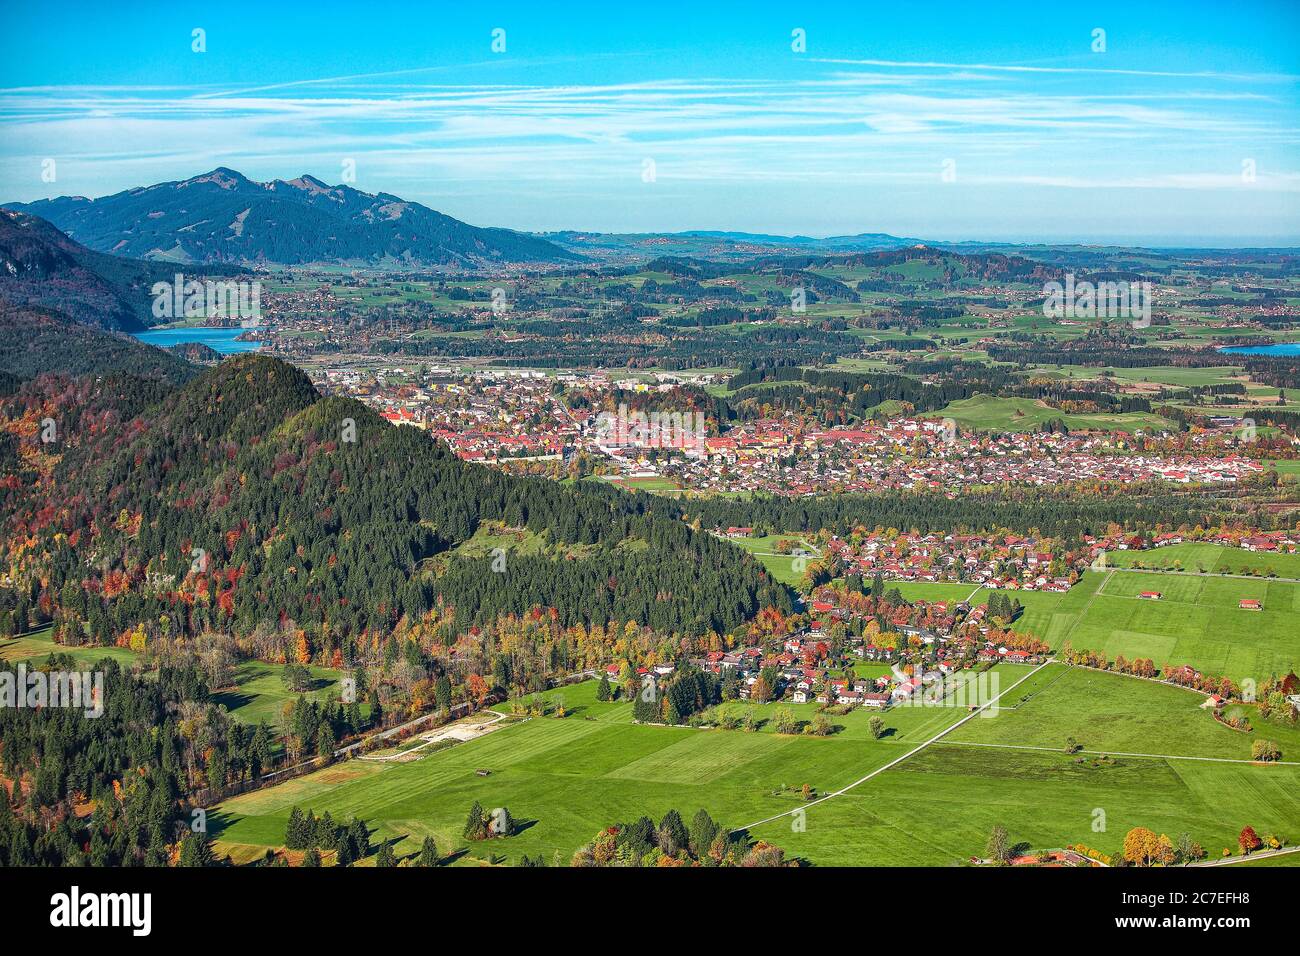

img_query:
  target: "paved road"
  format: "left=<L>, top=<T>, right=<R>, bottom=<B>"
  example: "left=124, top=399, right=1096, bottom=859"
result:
left=1194, top=845, right=1300, bottom=867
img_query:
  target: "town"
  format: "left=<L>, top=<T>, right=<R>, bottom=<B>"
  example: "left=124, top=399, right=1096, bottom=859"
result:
left=311, top=363, right=1270, bottom=494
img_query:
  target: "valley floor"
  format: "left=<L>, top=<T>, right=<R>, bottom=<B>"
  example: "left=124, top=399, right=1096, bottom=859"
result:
left=212, top=662, right=1300, bottom=867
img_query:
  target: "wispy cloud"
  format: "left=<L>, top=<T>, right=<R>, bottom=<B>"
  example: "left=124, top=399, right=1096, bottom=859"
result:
left=1, top=54, right=1296, bottom=239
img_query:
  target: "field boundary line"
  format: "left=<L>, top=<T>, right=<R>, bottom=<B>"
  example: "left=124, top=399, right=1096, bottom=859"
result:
left=731, top=660, right=1054, bottom=835
left=1107, top=566, right=1300, bottom=584
left=1057, top=570, right=1111, bottom=647
left=934, top=740, right=1300, bottom=766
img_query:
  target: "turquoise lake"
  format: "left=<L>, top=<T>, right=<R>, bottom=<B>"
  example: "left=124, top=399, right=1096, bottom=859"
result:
left=132, top=326, right=265, bottom=354
left=1219, top=342, right=1300, bottom=357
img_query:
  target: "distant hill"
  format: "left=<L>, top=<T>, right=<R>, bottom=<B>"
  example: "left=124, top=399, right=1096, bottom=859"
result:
left=0, top=304, right=197, bottom=383
left=538, top=229, right=926, bottom=263
left=0, top=208, right=251, bottom=331
left=6, top=168, right=581, bottom=270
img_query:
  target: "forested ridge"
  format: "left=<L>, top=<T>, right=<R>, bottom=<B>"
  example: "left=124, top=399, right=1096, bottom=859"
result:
left=0, top=354, right=787, bottom=660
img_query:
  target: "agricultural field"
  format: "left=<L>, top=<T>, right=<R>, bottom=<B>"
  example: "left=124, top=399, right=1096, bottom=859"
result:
left=877, top=571, right=1297, bottom=685
left=211, top=662, right=1298, bottom=867
left=1106, top=543, right=1300, bottom=579
left=947, top=663, right=1300, bottom=761
left=211, top=667, right=1024, bottom=866
left=1049, top=571, right=1300, bottom=681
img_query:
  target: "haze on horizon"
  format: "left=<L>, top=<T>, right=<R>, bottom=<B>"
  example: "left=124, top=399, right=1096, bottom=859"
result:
left=1, top=0, right=1298, bottom=247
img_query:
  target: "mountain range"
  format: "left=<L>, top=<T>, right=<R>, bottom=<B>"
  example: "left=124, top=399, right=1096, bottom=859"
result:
left=5, top=168, right=581, bottom=270
left=537, top=229, right=928, bottom=263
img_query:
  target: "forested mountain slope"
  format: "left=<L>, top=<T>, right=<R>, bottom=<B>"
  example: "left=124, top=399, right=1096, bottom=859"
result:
left=0, top=305, right=196, bottom=383
left=0, top=355, right=786, bottom=659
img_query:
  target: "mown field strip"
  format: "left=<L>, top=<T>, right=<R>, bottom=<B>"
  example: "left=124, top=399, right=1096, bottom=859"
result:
left=935, top=740, right=1300, bottom=766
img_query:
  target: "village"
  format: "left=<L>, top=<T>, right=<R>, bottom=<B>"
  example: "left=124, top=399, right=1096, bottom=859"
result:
left=605, top=582, right=1049, bottom=713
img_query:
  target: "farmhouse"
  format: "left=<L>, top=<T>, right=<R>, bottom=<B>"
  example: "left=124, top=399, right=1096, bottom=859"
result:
left=1239, top=599, right=1262, bottom=611
left=1138, top=591, right=1162, bottom=600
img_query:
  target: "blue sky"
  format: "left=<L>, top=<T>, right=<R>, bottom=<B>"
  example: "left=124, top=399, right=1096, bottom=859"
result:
left=1, top=0, right=1298, bottom=244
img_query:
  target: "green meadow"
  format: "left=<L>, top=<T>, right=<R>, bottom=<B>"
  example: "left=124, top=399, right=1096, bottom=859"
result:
left=0, top=626, right=347, bottom=729
left=211, top=669, right=1023, bottom=866
left=721, top=533, right=819, bottom=587
left=807, top=569, right=1297, bottom=681
left=1106, top=543, right=1300, bottom=579
left=210, top=660, right=1297, bottom=866
left=948, top=662, right=1300, bottom=761
left=1046, top=571, right=1300, bottom=681
left=0, top=626, right=139, bottom=669
left=926, top=394, right=1173, bottom=433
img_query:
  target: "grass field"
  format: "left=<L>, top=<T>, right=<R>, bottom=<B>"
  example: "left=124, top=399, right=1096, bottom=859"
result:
left=947, top=662, right=1300, bottom=761
left=766, top=742, right=1298, bottom=865
left=212, top=669, right=1027, bottom=866
left=211, top=660, right=352, bottom=727
left=825, top=569, right=1297, bottom=682
left=1106, top=543, right=1300, bottom=579
left=0, top=627, right=346, bottom=728
left=0, top=626, right=139, bottom=669
left=720, top=533, right=818, bottom=586
left=1042, top=571, right=1300, bottom=681
left=211, top=660, right=1297, bottom=866
left=926, top=394, right=1173, bottom=433
left=924, top=572, right=1300, bottom=681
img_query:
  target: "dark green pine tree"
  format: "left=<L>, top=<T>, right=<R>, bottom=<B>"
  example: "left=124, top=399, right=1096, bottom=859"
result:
left=464, top=801, right=488, bottom=841
left=434, top=674, right=452, bottom=711
left=348, top=818, right=369, bottom=860
left=250, top=722, right=273, bottom=778
left=303, top=847, right=322, bottom=868
left=178, top=831, right=215, bottom=867
left=689, top=808, right=719, bottom=858
left=596, top=673, right=612, bottom=701
left=658, top=809, right=689, bottom=856
left=316, top=721, right=336, bottom=758
left=376, top=841, right=397, bottom=867
left=416, top=836, right=439, bottom=867
left=285, top=806, right=306, bottom=849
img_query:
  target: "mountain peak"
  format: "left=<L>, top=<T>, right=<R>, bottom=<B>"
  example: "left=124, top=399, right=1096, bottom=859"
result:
left=5, top=171, right=582, bottom=269
left=280, top=173, right=343, bottom=198
left=180, top=167, right=251, bottom=190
